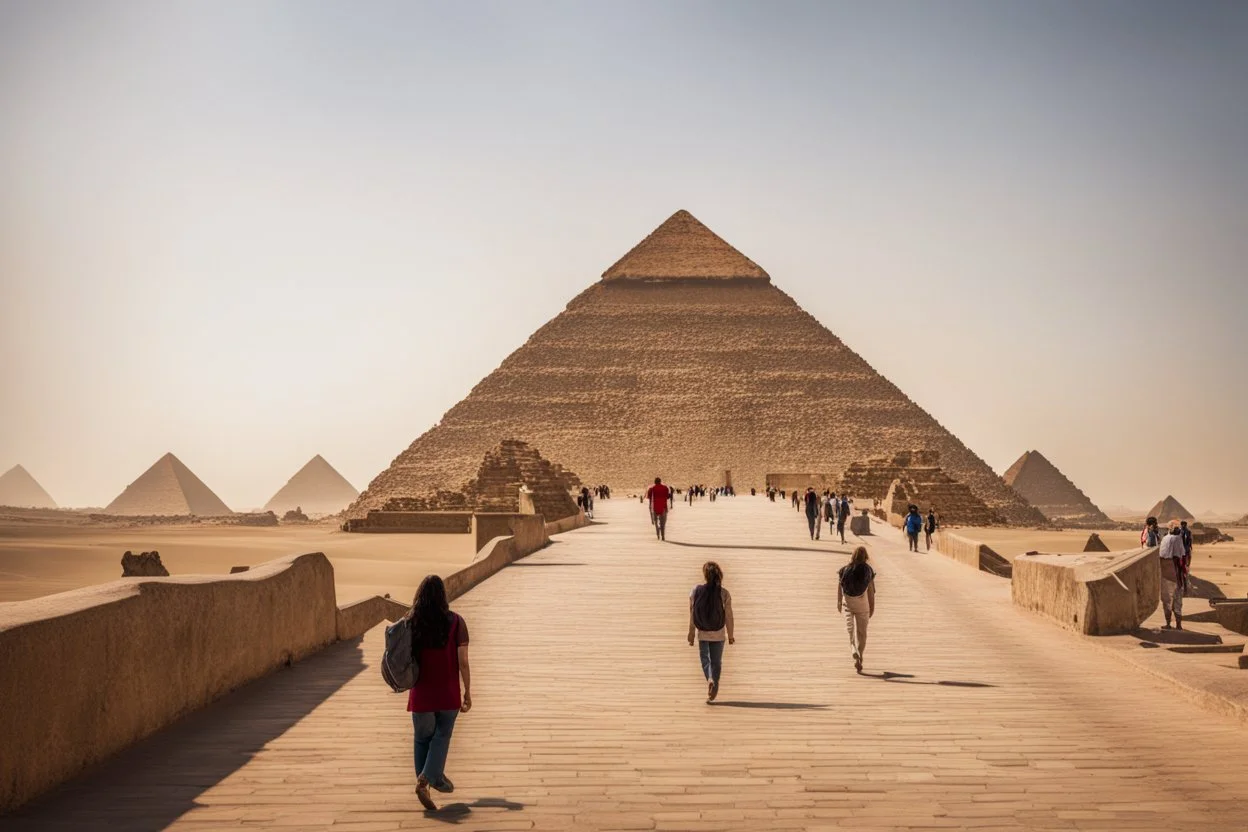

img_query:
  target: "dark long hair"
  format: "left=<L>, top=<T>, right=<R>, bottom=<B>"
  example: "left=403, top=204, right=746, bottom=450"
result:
left=407, top=574, right=451, bottom=649
left=694, top=561, right=725, bottom=625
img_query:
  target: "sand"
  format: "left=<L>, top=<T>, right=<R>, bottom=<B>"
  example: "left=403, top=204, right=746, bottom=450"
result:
left=959, top=526, right=1248, bottom=599
left=0, top=522, right=476, bottom=606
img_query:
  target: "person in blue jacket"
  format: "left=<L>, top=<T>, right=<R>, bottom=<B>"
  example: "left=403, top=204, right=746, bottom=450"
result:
left=903, top=505, right=923, bottom=552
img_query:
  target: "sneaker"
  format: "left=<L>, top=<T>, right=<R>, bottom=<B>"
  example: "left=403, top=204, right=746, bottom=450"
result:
left=415, top=778, right=438, bottom=811
left=431, top=775, right=454, bottom=794
left=708, top=680, right=719, bottom=702
left=855, top=656, right=863, bottom=673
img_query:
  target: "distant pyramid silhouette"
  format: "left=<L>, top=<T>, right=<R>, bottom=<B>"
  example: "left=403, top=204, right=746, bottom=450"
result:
left=264, top=455, right=358, bottom=516
left=351, top=209, right=1042, bottom=524
left=1003, top=450, right=1110, bottom=526
left=105, top=453, right=232, bottom=516
left=1146, top=495, right=1194, bottom=523
left=0, top=465, right=57, bottom=509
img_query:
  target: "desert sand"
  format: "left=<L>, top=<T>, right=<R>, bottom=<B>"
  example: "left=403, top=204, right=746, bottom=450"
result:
left=959, top=526, right=1248, bottom=599
left=0, top=522, right=475, bottom=605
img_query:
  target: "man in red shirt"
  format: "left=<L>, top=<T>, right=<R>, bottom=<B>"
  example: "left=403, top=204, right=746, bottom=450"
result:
left=646, top=476, right=671, bottom=541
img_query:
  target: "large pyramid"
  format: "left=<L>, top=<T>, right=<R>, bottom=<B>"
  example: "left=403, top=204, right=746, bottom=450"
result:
left=350, top=210, right=1043, bottom=525
left=1147, top=495, right=1194, bottom=523
left=264, top=455, right=359, bottom=516
left=1003, top=450, right=1111, bottom=527
left=0, top=465, right=58, bottom=509
left=105, top=453, right=233, bottom=516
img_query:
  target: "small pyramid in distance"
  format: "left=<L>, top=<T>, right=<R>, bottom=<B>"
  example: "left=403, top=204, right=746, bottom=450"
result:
left=105, top=453, right=232, bottom=516
left=1146, top=495, right=1194, bottom=523
left=601, top=210, right=769, bottom=281
left=264, top=455, right=359, bottom=516
left=0, top=464, right=58, bottom=509
left=1003, top=450, right=1110, bottom=527
left=350, top=208, right=1043, bottom=525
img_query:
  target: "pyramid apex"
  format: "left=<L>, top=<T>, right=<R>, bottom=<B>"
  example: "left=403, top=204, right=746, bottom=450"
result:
left=601, top=210, right=769, bottom=282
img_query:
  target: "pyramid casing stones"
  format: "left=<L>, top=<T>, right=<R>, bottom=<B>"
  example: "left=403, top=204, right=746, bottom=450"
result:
left=350, top=210, right=1044, bottom=525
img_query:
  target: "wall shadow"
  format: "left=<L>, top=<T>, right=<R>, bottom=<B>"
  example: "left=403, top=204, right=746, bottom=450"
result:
left=5, top=637, right=367, bottom=831
left=507, top=562, right=586, bottom=568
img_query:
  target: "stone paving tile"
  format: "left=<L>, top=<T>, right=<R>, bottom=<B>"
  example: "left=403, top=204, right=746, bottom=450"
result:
left=9, top=497, right=1248, bottom=830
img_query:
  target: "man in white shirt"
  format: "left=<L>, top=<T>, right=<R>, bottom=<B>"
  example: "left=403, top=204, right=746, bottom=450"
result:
left=1158, top=520, right=1187, bottom=629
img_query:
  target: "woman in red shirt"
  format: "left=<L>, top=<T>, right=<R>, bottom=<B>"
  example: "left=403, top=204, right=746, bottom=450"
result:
left=406, top=575, right=472, bottom=811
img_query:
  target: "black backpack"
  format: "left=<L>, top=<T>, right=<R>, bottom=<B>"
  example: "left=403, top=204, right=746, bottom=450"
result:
left=692, top=584, right=726, bottom=631
left=840, top=563, right=873, bottom=598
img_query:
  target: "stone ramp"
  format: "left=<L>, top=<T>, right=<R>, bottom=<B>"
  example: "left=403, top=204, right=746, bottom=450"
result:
left=11, top=498, right=1248, bottom=830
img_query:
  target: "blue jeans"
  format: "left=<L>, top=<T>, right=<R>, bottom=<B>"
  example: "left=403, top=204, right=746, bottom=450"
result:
left=412, top=709, right=459, bottom=786
left=699, top=639, right=724, bottom=684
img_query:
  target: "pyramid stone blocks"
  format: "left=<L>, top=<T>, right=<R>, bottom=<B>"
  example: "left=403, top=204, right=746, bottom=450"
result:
left=0, top=465, right=57, bottom=509
left=104, top=453, right=232, bottom=517
left=349, top=211, right=1043, bottom=525
left=1003, top=451, right=1110, bottom=527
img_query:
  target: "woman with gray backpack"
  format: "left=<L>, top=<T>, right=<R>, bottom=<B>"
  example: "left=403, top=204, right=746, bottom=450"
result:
left=687, top=561, right=734, bottom=703
left=397, top=575, right=472, bottom=812
left=837, top=546, right=876, bottom=673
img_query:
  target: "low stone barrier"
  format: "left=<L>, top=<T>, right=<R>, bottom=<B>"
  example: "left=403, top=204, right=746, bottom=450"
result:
left=1012, top=547, right=1160, bottom=635
left=335, top=595, right=410, bottom=641
left=0, top=553, right=338, bottom=813
left=933, top=530, right=1013, bottom=577
left=446, top=514, right=551, bottom=600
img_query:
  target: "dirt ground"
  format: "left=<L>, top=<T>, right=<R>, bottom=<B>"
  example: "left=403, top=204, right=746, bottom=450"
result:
left=0, top=522, right=475, bottom=605
left=960, top=526, right=1248, bottom=599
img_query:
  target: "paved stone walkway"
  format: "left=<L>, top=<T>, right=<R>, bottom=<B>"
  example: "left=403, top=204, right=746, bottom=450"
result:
left=12, top=497, right=1248, bottom=830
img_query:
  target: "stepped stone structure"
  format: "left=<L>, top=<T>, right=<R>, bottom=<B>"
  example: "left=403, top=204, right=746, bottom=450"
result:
left=1003, top=450, right=1111, bottom=527
left=264, top=455, right=359, bottom=516
left=867, top=452, right=1005, bottom=526
left=1147, top=495, right=1194, bottom=523
left=348, top=210, right=1041, bottom=525
left=0, top=465, right=57, bottom=509
left=104, top=453, right=232, bottom=517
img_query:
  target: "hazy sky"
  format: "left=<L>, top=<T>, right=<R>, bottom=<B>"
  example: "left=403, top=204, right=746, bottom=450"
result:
left=2, top=1, right=1245, bottom=514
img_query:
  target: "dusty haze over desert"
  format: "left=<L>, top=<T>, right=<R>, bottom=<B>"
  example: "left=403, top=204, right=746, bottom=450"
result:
left=1, top=1, right=1245, bottom=515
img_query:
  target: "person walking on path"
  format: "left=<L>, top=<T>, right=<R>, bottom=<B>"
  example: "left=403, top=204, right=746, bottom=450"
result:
left=823, top=491, right=835, bottom=539
left=804, top=487, right=821, bottom=540
left=837, top=546, right=876, bottom=673
left=837, top=495, right=852, bottom=544
left=925, top=508, right=938, bottom=551
left=903, top=505, right=923, bottom=552
left=1160, top=520, right=1187, bottom=629
left=688, top=561, right=734, bottom=703
left=406, top=575, right=472, bottom=812
left=1180, top=520, right=1194, bottom=591
left=647, top=477, right=671, bottom=541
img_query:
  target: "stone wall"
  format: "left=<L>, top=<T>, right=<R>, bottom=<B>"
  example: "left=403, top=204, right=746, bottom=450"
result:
left=1011, top=548, right=1160, bottom=635
left=932, top=530, right=1013, bottom=577
left=344, top=511, right=473, bottom=534
left=0, top=553, right=338, bottom=813
left=765, top=473, right=839, bottom=492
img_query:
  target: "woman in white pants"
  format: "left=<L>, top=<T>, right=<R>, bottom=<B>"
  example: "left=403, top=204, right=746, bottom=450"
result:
left=837, top=546, right=876, bottom=673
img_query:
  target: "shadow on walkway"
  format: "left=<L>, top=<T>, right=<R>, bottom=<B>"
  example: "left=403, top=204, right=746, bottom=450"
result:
left=860, top=671, right=995, bottom=688
left=427, top=796, right=526, bottom=825
left=665, top=540, right=844, bottom=555
left=709, top=701, right=828, bottom=710
left=508, top=562, right=586, bottom=567
left=6, top=637, right=368, bottom=831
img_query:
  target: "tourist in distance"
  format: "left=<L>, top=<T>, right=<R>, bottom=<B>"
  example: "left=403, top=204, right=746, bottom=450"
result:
left=1179, top=520, right=1194, bottom=592
left=405, top=575, right=472, bottom=812
left=836, top=494, right=852, bottom=544
left=1141, top=516, right=1163, bottom=548
left=688, top=560, right=734, bottom=703
left=647, top=477, right=671, bottom=541
left=903, top=505, right=923, bottom=552
left=823, top=491, right=836, bottom=539
left=804, top=487, right=821, bottom=540
left=925, top=508, right=938, bottom=551
left=837, top=546, right=876, bottom=673
left=1159, top=520, right=1188, bottom=629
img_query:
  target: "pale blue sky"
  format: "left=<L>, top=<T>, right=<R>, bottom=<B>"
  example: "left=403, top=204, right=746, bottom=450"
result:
left=1, top=1, right=1245, bottom=512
